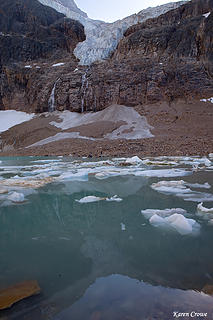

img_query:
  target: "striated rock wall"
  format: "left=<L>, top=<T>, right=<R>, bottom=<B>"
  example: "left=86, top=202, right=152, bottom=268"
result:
left=0, top=0, right=85, bottom=111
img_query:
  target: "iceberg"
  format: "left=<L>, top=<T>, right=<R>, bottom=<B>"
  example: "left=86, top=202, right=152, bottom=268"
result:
left=149, top=213, right=199, bottom=235
left=141, top=208, right=187, bottom=219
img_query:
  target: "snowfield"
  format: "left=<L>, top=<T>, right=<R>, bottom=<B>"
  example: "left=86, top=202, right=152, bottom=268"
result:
left=0, top=110, right=34, bottom=133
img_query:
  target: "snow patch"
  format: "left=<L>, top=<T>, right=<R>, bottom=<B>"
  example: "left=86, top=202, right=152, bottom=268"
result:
left=27, top=105, right=153, bottom=147
left=0, top=110, right=34, bottom=133
left=203, top=12, right=211, bottom=18
left=200, top=97, right=213, bottom=103
left=52, top=63, right=65, bottom=67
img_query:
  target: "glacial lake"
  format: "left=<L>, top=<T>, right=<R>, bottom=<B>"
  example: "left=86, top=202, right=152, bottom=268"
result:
left=0, top=156, right=213, bottom=319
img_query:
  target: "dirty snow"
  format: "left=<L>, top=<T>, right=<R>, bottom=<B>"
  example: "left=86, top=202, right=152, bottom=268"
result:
left=28, top=105, right=153, bottom=147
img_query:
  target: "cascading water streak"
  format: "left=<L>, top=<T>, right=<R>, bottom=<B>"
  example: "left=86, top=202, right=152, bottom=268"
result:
left=48, top=79, right=60, bottom=112
left=81, top=69, right=89, bottom=113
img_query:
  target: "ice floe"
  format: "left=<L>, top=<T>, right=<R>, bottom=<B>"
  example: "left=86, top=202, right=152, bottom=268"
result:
left=141, top=208, right=187, bottom=219
left=75, top=195, right=123, bottom=203
left=75, top=196, right=106, bottom=203
left=7, top=192, right=25, bottom=203
left=135, top=169, right=191, bottom=178
left=151, top=180, right=213, bottom=202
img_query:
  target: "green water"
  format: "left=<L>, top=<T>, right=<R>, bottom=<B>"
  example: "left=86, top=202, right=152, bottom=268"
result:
left=0, top=156, right=213, bottom=319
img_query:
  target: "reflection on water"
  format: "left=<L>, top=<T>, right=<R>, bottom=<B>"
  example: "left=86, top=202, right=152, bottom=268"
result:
left=54, top=275, right=213, bottom=320
left=0, top=156, right=213, bottom=319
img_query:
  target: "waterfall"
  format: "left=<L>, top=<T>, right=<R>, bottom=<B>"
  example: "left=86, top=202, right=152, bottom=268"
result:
left=48, top=79, right=60, bottom=112
left=81, top=68, right=89, bottom=113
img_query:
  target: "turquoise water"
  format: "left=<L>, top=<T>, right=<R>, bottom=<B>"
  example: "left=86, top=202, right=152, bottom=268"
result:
left=0, top=156, right=213, bottom=319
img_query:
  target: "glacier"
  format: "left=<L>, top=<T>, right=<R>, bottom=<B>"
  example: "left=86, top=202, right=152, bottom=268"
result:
left=38, top=0, right=187, bottom=65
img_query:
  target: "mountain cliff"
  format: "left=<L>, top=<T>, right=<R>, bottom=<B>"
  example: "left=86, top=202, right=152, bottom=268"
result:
left=37, top=0, right=187, bottom=65
left=0, top=0, right=212, bottom=114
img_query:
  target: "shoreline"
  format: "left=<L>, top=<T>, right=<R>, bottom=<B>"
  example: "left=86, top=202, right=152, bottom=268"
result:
left=0, top=135, right=212, bottom=158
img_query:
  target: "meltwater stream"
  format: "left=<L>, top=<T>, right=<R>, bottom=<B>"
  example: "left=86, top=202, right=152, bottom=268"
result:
left=0, top=156, right=213, bottom=319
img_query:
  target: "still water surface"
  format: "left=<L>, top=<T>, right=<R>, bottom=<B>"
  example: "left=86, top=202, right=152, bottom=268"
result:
left=0, top=156, right=213, bottom=319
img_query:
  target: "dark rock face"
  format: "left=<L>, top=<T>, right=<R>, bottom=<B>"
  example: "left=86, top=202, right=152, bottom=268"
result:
left=0, top=0, right=85, bottom=111
left=0, top=0, right=85, bottom=65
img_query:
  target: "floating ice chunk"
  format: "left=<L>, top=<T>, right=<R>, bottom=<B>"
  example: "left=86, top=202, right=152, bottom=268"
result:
left=75, top=196, right=105, bottom=203
left=141, top=208, right=187, bottom=219
left=52, top=63, right=65, bottom=67
left=151, top=180, right=213, bottom=202
left=149, top=213, right=199, bottom=235
left=187, top=182, right=211, bottom=189
left=165, top=214, right=193, bottom=235
left=8, top=192, right=25, bottom=203
left=58, top=171, right=89, bottom=182
left=197, top=203, right=213, bottom=214
left=106, top=195, right=123, bottom=202
left=125, top=156, right=143, bottom=165
left=24, top=65, right=32, bottom=68
left=95, top=171, right=121, bottom=180
left=121, top=223, right=126, bottom=231
left=135, top=169, right=191, bottom=178
left=151, top=180, right=191, bottom=194
left=149, top=214, right=167, bottom=227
